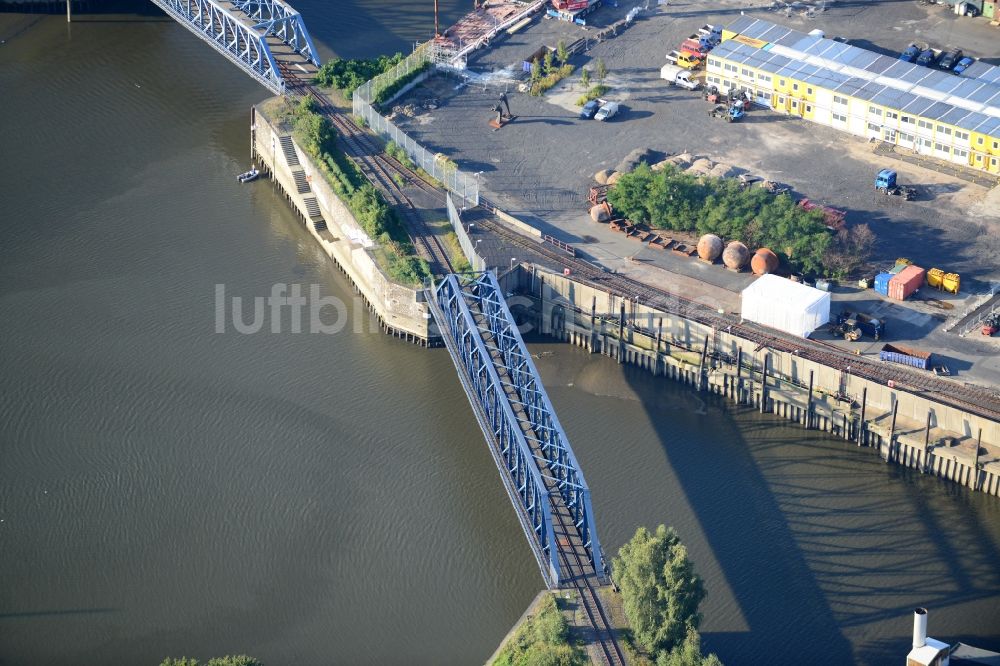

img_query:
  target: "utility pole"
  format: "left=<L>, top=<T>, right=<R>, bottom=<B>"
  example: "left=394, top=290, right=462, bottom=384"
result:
left=66, top=0, right=71, bottom=22
left=434, top=0, right=440, bottom=37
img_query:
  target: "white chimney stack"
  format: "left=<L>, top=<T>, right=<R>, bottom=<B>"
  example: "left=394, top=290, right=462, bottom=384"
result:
left=913, top=607, right=928, bottom=649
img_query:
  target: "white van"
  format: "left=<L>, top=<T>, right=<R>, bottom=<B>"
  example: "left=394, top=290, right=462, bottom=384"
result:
left=594, top=101, right=619, bottom=121
left=660, top=63, right=700, bottom=90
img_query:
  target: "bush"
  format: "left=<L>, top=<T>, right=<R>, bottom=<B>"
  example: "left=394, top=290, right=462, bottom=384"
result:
left=530, top=63, right=574, bottom=96
left=575, top=84, right=611, bottom=106
left=492, top=593, right=584, bottom=666
left=373, top=61, right=431, bottom=105
left=314, top=53, right=405, bottom=96
left=606, top=164, right=834, bottom=276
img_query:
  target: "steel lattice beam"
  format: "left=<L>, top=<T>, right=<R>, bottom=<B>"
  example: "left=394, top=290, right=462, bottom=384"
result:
left=433, top=274, right=560, bottom=587
left=150, top=0, right=320, bottom=95
left=433, top=272, right=605, bottom=584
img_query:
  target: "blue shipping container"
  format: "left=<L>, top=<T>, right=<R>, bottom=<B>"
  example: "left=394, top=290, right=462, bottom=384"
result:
left=874, top=272, right=893, bottom=296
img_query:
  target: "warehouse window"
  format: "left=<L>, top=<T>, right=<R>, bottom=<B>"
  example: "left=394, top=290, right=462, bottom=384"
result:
left=901, top=116, right=914, bottom=125
left=918, top=120, right=933, bottom=130
left=993, top=141, right=999, bottom=150
left=741, top=68, right=752, bottom=78
left=869, top=106, right=882, bottom=116
left=920, top=138, right=932, bottom=148
left=834, top=95, right=847, bottom=105
left=935, top=142, right=948, bottom=152
left=955, top=131, right=969, bottom=141
left=792, top=83, right=799, bottom=91
left=807, top=87, right=814, bottom=95
left=779, top=79, right=786, bottom=86
left=978, top=137, right=984, bottom=145
left=954, top=148, right=968, bottom=159
left=833, top=112, right=847, bottom=123
left=868, top=122, right=881, bottom=131
left=805, top=104, right=813, bottom=113
left=708, top=58, right=720, bottom=68
left=758, top=74, right=771, bottom=84
left=886, top=111, right=898, bottom=120
left=937, top=125, right=951, bottom=135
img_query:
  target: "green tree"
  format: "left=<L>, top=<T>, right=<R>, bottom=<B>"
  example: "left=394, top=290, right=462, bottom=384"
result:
left=543, top=49, right=555, bottom=75
left=656, top=627, right=723, bottom=666
left=531, top=58, right=542, bottom=82
left=160, top=657, right=261, bottom=666
left=580, top=67, right=591, bottom=89
left=557, top=40, right=570, bottom=67
left=612, top=524, right=706, bottom=656
left=595, top=57, right=608, bottom=82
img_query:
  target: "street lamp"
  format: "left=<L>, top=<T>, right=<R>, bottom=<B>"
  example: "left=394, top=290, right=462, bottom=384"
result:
left=510, top=257, right=517, bottom=270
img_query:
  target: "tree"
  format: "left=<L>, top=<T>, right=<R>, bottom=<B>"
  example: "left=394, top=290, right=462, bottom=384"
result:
left=543, top=49, right=555, bottom=75
left=656, top=627, right=724, bottom=666
left=557, top=40, right=570, bottom=67
left=580, top=67, right=591, bottom=89
left=612, top=525, right=706, bottom=656
left=531, top=58, right=542, bottom=82
left=595, top=58, right=608, bottom=82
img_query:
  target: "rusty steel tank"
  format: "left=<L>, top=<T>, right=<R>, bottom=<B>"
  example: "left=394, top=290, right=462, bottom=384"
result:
left=696, top=234, right=723, bottom=262
left=722, top=241, right=750, bottom=271
left=751, top=247, right=779, bottom=275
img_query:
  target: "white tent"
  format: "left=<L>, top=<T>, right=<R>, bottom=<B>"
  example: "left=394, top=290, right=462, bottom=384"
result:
left=741, top=274, right=831, bottom=338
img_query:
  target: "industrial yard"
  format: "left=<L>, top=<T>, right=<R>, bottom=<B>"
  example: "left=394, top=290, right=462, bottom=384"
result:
left=389, top=0, right=1000, bottom=385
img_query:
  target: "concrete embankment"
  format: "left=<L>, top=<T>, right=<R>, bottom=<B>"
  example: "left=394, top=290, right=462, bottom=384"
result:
left=251, top=103, right=434, bottom=344
left=504, top=266, right=1000, bottom=498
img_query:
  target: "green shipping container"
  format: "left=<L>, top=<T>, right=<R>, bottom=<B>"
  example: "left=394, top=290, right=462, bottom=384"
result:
left=984, top=0, right=995, bottom=19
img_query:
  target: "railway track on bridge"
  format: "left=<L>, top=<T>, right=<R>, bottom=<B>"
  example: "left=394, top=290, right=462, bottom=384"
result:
left=277, top=65, right=454, bottom=275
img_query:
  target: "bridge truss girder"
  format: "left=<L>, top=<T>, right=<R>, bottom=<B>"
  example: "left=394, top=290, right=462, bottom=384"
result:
left=464, top=272, right=604, bottom=577
left=150, top=0, right=319, bottom=95
left=436, top=274, right=560, bottom=587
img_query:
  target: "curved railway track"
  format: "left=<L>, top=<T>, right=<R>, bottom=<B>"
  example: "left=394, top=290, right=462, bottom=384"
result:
left=276, top=66, right=454, bottom=275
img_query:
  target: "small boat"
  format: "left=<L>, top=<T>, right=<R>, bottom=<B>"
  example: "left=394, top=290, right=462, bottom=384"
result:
left=237, top=167, right=259, bottom=183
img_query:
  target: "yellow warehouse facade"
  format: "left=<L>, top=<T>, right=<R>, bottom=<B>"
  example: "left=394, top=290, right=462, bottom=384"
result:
left=706, top=17, right=1000, bottom=175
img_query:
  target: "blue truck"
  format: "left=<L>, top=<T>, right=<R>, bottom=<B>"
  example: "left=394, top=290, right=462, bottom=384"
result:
left=875, top=169, right=916, bottom=199
left=880, top=343, right=932, bottom=370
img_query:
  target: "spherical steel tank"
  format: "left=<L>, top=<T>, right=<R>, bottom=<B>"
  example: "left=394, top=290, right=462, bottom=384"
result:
left=751, top=247, right=779, bottom=275
left=722, top=241, right=750, bottom=271
left=697, top=234, right=723, bottom=262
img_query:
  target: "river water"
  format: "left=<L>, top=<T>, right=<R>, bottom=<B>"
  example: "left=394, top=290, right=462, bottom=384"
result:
left=1, top=3, right=998, bottom=665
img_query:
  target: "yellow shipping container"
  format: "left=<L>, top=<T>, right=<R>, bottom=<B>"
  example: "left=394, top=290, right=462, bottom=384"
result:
left=926, top=268, right=944, bottom=289
left=942, top=273, right=961, bottom=294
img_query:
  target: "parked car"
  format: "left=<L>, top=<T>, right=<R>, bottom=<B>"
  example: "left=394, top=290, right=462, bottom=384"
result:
left=938, top=48, right=963, bottom=70
left=580, top=99, right=600, bottom=119
left=916, top=49, right=938, bottom=67
left=954, top=56, right=975, bottom=75
left=899, top=43, right=920, bottom=62
left=594, top=101, right=619, bottom=121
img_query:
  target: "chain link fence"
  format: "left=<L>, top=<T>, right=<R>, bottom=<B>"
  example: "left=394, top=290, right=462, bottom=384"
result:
left=353, top=43, right=479, bottom=207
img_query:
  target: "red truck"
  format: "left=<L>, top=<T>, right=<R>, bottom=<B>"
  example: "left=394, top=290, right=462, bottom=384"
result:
left=797, top=198, right=847, bottom=232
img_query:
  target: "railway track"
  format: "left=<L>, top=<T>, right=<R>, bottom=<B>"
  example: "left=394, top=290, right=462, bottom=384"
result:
left=276, top=66, right=454, bottom=275
left=474, top=216, right=1000, bottom=422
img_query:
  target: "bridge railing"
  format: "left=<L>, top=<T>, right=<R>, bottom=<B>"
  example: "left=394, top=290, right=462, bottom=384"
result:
left=353, top=44, right=479, bottom=207
left=433, top=274, right=559, bottom=587
left=466, top=272, right=604, bottom=576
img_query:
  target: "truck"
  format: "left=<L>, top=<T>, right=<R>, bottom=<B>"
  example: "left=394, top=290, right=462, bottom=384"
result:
left=680, top=35, right=712, bottom=59
left=665, top=49, right=702, bottom=70
left=660, top=63, right=700, bottom=90
left=698, top=24, right=722, bottom=45
left=594, top=100, right=619, bottom=121
left=548, top=0, right=602, bottom=23
left=835, top=311, right=885, bottom=340
left=879, top=343, right=932, bottom=370
left=874, top=169, right=916, bottom=200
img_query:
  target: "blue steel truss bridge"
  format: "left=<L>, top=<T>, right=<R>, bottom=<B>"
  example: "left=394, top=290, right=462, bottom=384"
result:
left=429, top=272, right=626, bottom=665
left=148, top=0, right=320, bottom=94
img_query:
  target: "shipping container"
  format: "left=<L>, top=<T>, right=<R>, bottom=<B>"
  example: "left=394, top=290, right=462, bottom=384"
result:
left=874, top=272, right=893, bottom=296
left=888, top=265, right=926, bottom=300
left=926, top=267, right=944, bottom=289
left=880, top=343, right=932, bottom=370
left=741, top=274, right=831, bottom=337
left=889, top=263, right=908, bottom=275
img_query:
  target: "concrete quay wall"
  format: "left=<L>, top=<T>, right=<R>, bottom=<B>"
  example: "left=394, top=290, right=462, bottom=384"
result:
left=508, top=266, right=1000, bottom=498
left=251, top=105, right=434, bottom=344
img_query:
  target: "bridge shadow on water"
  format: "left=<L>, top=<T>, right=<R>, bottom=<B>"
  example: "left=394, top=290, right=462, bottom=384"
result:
left=525, top=336, right=1000, bottom=665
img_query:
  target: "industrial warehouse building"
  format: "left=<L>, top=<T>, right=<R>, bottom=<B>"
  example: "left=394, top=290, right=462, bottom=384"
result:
left=705, top=17, right=1000, bottom=175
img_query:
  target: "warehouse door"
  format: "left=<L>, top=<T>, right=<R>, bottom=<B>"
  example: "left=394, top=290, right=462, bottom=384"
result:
left=883, top=128, right=897, bottom=143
